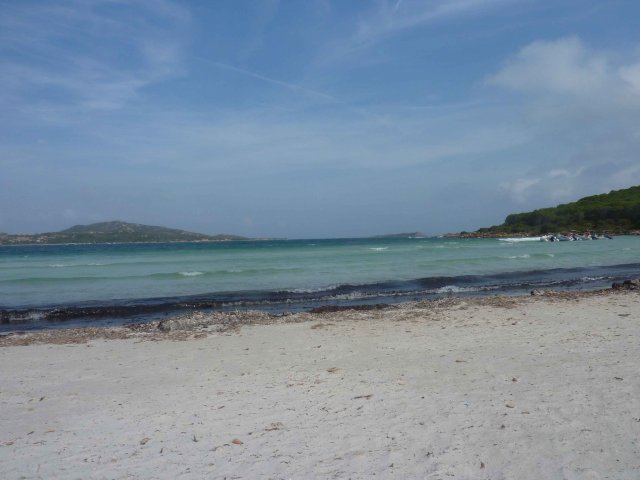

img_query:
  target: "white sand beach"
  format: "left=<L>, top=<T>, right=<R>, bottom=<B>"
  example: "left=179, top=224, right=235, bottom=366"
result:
left=1, top=290, right=639, bottom=479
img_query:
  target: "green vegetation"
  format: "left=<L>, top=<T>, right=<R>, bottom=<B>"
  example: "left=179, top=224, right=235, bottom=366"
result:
left=477, top=186, right=640, bottom=235
left=0, top=221, right=249, bottom=245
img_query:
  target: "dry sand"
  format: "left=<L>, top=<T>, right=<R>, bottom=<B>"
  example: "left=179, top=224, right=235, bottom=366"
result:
left=1, top=290, right=639, bottom=479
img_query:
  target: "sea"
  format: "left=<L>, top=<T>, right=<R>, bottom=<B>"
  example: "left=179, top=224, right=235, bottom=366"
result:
left=1, top=236, right=640, bottom=332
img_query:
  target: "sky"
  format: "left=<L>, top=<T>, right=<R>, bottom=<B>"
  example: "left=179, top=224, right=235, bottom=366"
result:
left=2, top=0, right=640, bottom=238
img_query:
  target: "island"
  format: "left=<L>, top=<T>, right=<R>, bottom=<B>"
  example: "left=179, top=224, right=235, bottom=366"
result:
left=371, top=232, right=428, bottom=239
left=447, top=185, right=640, bottom=238
left=0, top=221, right=250, bottom=245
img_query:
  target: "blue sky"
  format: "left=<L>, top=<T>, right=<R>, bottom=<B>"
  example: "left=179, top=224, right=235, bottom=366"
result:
left=2, top=0, right=640, bottom=237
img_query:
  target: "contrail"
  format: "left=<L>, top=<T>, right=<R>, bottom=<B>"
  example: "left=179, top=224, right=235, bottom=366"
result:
left=195, top=56, right=392, bottom=127
left=197, top=57, right=337, bottom=103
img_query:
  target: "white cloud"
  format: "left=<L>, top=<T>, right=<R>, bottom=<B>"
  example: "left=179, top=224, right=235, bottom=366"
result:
left=490, top=36, right=640, bottom=207
left=488, top=36, right=640, bottom=108
left=500, top=177, right=540, bottom=203
left=548, top=167, right=583, bottom=179
left=488, top=37, right=609, bottom=95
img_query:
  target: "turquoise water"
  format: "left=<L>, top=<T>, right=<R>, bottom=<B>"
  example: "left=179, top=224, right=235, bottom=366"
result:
left=1, top=236, right=639, bottom=326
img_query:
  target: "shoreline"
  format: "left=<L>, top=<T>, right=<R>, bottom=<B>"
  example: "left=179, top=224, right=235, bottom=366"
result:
left=1, top=288, right=638, bottom=478
left=4, top=261, right=640, bottom=329
left=0, top=287, right=634, bottom=346
left=444, top=231, right=640, bottom=239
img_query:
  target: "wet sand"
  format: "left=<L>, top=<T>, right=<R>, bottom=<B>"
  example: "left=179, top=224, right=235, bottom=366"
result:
left=1, top=290, right=639, bottom=479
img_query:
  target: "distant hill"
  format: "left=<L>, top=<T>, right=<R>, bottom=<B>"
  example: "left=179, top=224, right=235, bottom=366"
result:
left=0, top=221, right=249, bottom=245
left=371, top=232, right=428, bottom=239
left=468, top=186, right=640, bottom=237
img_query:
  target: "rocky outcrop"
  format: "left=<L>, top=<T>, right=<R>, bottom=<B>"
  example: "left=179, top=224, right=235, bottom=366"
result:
left=612, top=279, right=640, bottom=290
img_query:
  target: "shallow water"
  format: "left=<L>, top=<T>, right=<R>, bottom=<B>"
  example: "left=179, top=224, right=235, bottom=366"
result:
left=1, top=236, right=639, bottom=330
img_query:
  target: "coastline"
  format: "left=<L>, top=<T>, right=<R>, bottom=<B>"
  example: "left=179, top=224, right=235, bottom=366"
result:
left=4, top=261, right=640, bottom=330
left=0, top=238, right=267, bottom=247
left=1, top=289, right=639, bottom=478
left=0, top=288, right=632, bottom=345
left=444, top=231, right=640, bottom=239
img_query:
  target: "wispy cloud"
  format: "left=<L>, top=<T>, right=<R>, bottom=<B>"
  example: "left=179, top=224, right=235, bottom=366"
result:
left=355, top=0, right=518, bottom=45
left=0, top=0, right=191, bottom=112
left=318, top=0, right=520, bottom=64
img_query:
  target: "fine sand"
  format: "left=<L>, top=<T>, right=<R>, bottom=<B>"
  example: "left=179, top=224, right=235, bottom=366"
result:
left=1, top=290, right=639, bottom=479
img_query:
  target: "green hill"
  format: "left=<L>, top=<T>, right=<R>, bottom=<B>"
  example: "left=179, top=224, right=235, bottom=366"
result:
left=476, top=186, right=640, bottom=235
left=0, top=221, right=249, bottom=245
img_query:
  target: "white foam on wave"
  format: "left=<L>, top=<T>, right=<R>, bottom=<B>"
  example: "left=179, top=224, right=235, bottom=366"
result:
left=20, top=311, right=47, bottom=322
left=179, top=271, right=204, bottom=277
left=505, top=254, right=531, bottom=259
left=330, top=291, right=369, bottom=300
left=286, top=284, right=343, bottom=294
left=369, top=247, right=388, bottom=251
left=499, top=237, right=543, bottom=242
left=580, top=276, right=607, bottom=282
left=48, top=262, right=106, bottom=268
left=435, top=244, right=462, bottom=249
left=435, top=285, right=479, bottom=293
